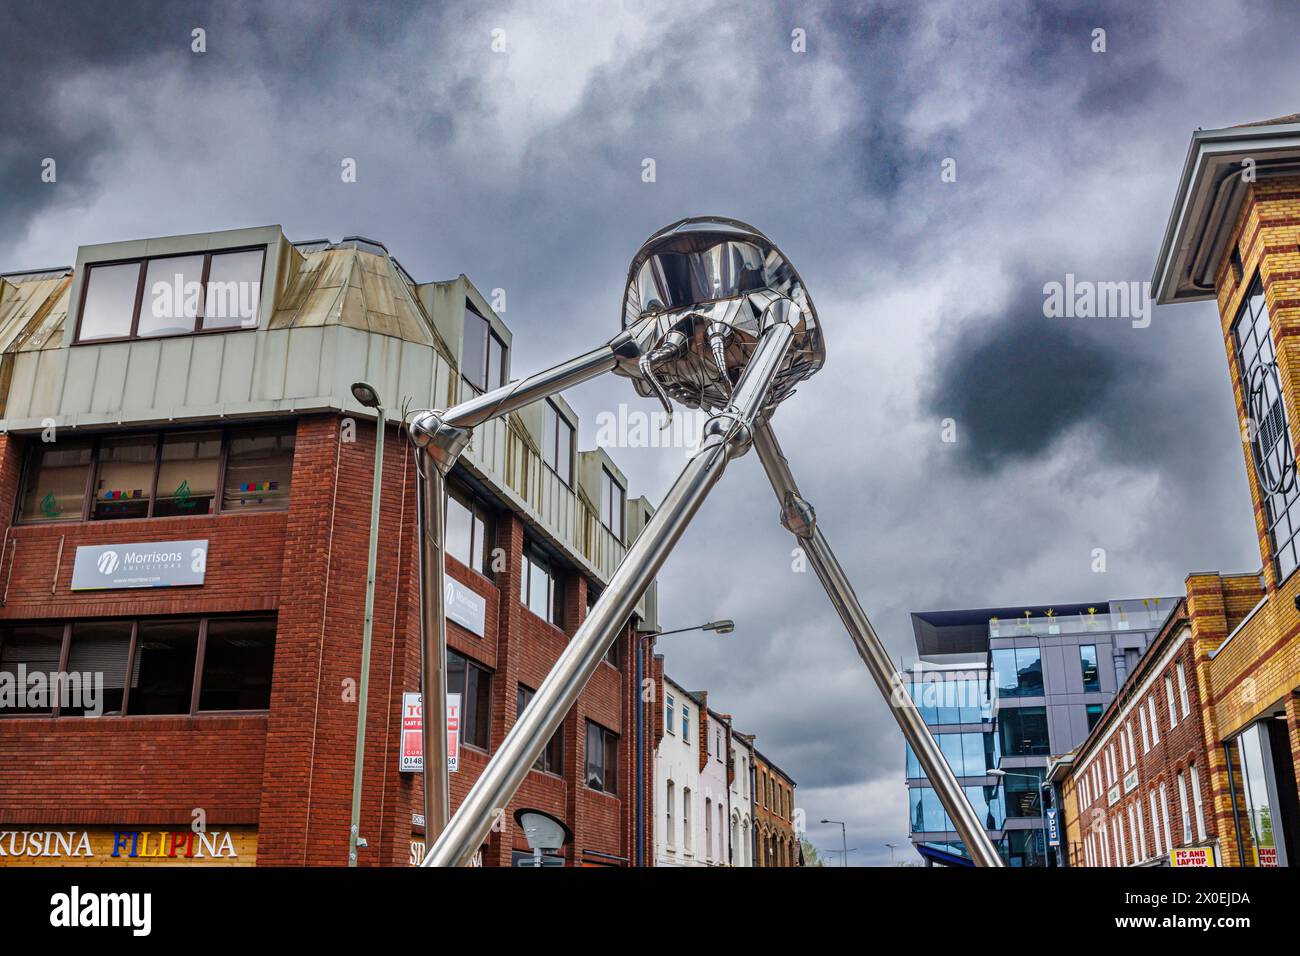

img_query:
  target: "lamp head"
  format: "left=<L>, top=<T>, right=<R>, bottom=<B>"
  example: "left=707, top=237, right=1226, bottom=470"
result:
left=351, top=381, right=382, bottom=409
left=617, top=217, right=824, bottom=416
left=704, top=619, right=736, bottom=634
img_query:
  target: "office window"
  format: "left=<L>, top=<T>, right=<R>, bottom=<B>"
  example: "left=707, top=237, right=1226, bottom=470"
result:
left=221, top=425, right=295, bottom=512
left=447, top=649, right=491, bottom=750
left=665, top=781, right=675, bottom=845
left=460, top=304, right=506, bottom=396
left=197, top=617, right=275, bottom=711
left=92, top=435, right=157, bottom=520
left=155, top=430, right=222, bottom=517
left=1165, top=677, right=1177, bottom=729
left=516, top=684, right=563, bottom=774
left=130, top=619, right=201, bottom=715
left=76, top=247, right=263, bottom=343
left=681, top=704, right=690, bottom=740
left=542, top=400, right=574, bottom=485
left=0, top=615, right=277, bottom=719
left=666, top=694, right=675, bottom=734
left=1233, top=274, right=1300, bottom=581
left=445, top=483, right=493, bottom=577
left=1176, top=772, right=1192, bottom=845
left=17, top=440, right=93, bottom=523
left=64, top=620, right=133, bottom=716
left=519, top=544, right=562, bottom=627
left=1086, top=703, right=1103, bottom=732
left=1175, top=661, right=1191, bottom=718
left=1149, top=697, right=1160, bottom=744
left=998, top=706, right=1049, bottom=756
left=585, top=720, right=618, bottom=793
left=1079, top=644, right=1100, bottom=692
left=19, top=423, right=294, bottom=524
left=1004, top=768, right=1045, bottom=818
left=0, top=624, right=65, bottom=715
left=138, top=255, right=205, bottom=337
left=77, top=261, right=143, bottom=341
left=1190, top=763, right=1207, bottom=841
left=991, top=646, right=1043, bottom=698
left=600, top=467, right=625, bottom=541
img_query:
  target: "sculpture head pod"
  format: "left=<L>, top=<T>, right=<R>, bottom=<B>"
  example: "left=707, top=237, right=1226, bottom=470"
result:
left=617, top=217, right=824, bottom=418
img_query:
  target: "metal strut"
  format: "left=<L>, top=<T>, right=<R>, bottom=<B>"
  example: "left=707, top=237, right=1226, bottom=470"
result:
left=749, top=422, right=1003, bottom=867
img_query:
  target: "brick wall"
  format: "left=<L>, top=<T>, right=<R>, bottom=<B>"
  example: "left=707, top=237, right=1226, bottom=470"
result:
left=0, top=413, right=655, bottom=866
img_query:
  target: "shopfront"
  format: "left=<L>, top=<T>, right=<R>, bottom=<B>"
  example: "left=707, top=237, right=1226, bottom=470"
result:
left=1227, top=711, right=1300, bottom=867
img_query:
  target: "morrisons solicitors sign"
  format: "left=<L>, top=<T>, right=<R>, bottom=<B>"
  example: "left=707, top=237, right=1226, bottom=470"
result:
left=71, top=540, right=208, bottom=591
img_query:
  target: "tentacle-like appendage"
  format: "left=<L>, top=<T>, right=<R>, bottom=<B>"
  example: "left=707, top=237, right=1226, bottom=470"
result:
left=705, top=321, right=732, bottom=398
left=639, top=330, right=688, bottom=430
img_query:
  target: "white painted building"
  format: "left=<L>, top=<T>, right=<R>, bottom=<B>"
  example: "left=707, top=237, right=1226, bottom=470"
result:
left=655, top=675, right=705, bottom=866
left=729, top=731, right=755, bottom=867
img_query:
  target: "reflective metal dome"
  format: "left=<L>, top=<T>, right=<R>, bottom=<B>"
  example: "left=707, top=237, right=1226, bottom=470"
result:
left=618, top=217, right=824, bottom=415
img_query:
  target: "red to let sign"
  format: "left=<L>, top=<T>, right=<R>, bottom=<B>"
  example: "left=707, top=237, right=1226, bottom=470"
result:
left=400, top=691, right=461, bottom=773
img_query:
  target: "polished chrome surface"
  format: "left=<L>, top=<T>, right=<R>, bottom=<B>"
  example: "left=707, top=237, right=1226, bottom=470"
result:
left=416, top=457, right=452, bottom=842
left=617, top=217, right=824, bottom=417
left=751, top=422, right=1003, bottom=867
left=422, top=325, right=794, bottom=866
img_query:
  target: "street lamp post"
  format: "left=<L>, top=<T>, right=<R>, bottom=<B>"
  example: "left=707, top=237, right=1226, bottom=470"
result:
left=988, top=768, right=1050, bottom=867
left=634, top=618, right=734, bottom=866
left=885, top=842, right=897, bottom=866
left=821, top=818, right=848, bottom=867
left=347, top=382, right=385, bottom=866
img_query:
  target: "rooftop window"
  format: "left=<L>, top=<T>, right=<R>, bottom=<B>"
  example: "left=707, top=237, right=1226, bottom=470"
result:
left=75, top=247, right=264, bottom=343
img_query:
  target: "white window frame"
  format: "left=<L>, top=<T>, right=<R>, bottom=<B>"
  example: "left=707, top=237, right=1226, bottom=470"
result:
left=1140, top=706, right=1150, bottom=754
left=1149, top=790, right=1163, bottom=857
left=1190, top=763, right=1207, bottom=842
left=1176, top=661, right=1191, bottom=719
left=1165, top=677, right=1177, bottom=729
left=1176, top=772, right=1192, bottom=846
left=1159, top=781, right=1173, bottom=852
left=665, top=781, right=675, bottom=847
left=1149, top=696, right=1160, bottom=745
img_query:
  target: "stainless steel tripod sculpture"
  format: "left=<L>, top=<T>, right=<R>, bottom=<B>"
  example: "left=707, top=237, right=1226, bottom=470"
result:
left=409, top=217, right=1003, bottom=867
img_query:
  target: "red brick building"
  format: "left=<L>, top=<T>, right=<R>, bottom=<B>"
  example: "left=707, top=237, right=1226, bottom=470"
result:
left=1061, top=601, right=1224, bottom=867
left=0, top=227, right=660, bottom=866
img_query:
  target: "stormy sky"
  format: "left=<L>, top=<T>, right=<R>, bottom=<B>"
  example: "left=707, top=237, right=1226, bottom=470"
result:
left=2, top=0, right=1292, bottom=865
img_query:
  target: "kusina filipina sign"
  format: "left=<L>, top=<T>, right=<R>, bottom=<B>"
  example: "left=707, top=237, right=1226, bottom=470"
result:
left=70, top=540, right=208, bottom=591
left=0, top=827, right=256, bottom=865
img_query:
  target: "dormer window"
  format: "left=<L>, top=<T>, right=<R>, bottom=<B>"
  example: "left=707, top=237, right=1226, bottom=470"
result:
left=600, top=466, right=625, bottom=540
left=75, top=247, right=264, bottom=343
left=461, top=303, right=506, bottom=396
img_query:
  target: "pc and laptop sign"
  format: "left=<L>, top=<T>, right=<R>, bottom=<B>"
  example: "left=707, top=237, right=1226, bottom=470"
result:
left=70, top=540, right=208, bottom=591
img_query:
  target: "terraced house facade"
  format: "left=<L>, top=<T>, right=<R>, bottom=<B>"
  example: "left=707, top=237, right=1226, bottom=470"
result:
left=0, top=225, right=660, bottom=867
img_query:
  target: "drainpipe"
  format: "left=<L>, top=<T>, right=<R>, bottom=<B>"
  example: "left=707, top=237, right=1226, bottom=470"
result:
left=636, top=633, right=644, bottom=866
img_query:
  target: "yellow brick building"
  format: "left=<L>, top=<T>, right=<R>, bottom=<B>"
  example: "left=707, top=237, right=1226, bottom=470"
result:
left=1152, top=114, right=1300, bottom=866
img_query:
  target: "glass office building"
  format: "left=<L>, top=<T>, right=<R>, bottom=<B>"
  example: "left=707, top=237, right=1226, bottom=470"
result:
left=905, top=597, right=1178, bottom=866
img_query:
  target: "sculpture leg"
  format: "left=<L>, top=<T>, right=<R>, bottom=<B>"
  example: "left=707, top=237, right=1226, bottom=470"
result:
left=750, top=422, right=1004, bottom=868
left=408, top=333, right=638, bottom=846
left=422, top=323, right=796, bottom=866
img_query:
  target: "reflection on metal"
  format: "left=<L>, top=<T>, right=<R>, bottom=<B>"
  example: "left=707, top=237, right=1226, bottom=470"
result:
left=410, top=217, right=1001, bottom=867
